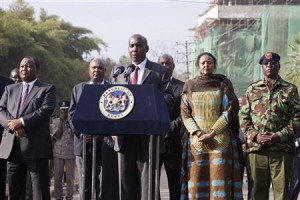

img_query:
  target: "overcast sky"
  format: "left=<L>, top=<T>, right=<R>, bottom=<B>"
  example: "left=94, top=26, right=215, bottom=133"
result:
left=1, top=0, right=212, bottom=71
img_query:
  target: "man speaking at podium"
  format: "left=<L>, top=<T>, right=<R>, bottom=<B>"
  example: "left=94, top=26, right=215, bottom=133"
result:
left=114, top=34, right=173, bottom=200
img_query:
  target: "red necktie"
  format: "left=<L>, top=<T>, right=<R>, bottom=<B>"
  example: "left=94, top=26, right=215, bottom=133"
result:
left=130, top=66, right=139, bottom=85
left=18, top=84, right=29, bottom=116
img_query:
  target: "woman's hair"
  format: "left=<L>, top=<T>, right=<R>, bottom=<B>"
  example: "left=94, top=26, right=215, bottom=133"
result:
left=195, top=52, right=217, bottom=67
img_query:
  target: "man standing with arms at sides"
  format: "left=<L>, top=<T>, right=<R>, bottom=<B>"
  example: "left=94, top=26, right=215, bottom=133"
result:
left=114, top=34, right=173, bottom=200
left=239, top=52, right=300, bottom=200
left=0, top=75, right=14, bottom=200
left=69, top=58, right=109, bottom=200
left=0, top=56, right=56, bottom=199
left=157, top=53, right=183, bottom=200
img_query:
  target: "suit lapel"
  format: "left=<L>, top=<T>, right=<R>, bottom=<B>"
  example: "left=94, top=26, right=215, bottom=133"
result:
left=13, top=84, right=23, bottom=118
left=171, top=78, right=178, bottom=93
left=20, top=81, right=39, bottom=116
left=141, top=60, right=152, bottom=84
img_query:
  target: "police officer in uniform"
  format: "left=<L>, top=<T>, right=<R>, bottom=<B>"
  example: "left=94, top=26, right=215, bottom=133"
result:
left=51, top=100, right=75, bottom=200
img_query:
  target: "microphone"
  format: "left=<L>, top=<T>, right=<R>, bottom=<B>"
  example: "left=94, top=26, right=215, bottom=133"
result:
left=112, top=65, right=125, bottom=78
left=123, top=64, right=136, bottom=78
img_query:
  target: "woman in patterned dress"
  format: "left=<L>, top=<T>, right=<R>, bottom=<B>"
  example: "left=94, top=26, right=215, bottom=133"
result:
left=180, top=52, right=243, bottom=200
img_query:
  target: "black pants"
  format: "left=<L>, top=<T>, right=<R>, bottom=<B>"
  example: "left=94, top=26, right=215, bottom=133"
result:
left=159, top=152, right=181, bottom=200
left=77, top=144, right=102, bottom=200
left=7, top=159, right=50, bottom=200
left=0, top=158, right=6, bottom=200
left=290, top=154, right=300, bottom=200
left=100, top=141, right=119, bottom=200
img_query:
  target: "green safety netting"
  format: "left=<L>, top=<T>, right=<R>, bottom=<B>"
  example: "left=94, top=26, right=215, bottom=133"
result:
left=188, top=5, right=300, bottom=97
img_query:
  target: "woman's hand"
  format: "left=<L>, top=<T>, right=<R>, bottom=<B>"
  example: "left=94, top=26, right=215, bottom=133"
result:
left=194, top=130, right=203, bottom=138
left=199, top=130, right=216, bottom=150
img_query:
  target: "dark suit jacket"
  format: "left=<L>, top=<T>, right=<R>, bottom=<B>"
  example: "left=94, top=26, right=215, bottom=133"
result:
left=0, top=76, right=14, bottom=98
left=69, top=81, right=109, bottom=156
left=164, top=77, right=184, bottom=155
left=0, top=81, right=56, bottom=160
left=0, top=76, right=14, bottom=136
left=114, top=59, right=173, bottom=153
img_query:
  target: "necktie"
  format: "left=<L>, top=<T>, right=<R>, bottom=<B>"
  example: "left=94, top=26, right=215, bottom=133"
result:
left=130, top=66, right=139, bottom=85
left=18, top=84, right=30, bottom=116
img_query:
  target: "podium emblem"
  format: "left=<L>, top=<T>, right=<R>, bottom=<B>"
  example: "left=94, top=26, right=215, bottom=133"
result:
left=99, top=86, right=134, bottom=119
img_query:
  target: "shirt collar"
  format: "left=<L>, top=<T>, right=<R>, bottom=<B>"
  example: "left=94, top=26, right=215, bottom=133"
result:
left=22, top=79, right=37, bottom=91
left=89, top=80, right=105, bottom=85
left=132, top=58, right=147, bottom=71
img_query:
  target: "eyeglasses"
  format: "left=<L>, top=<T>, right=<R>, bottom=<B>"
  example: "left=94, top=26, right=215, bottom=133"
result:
left=262, top=61, right=278, bottom=65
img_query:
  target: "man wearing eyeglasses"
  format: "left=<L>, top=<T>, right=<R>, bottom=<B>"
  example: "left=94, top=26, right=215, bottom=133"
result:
left=239, top=52, right=300, bottom=200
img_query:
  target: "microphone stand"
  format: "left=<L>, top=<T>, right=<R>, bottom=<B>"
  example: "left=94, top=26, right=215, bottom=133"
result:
left=123, top=70, right=131, bottom=84
left=125, top=76, right=130, bottom=84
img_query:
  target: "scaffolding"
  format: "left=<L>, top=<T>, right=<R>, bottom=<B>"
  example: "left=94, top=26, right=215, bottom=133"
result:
left=188, top=5, right=300, bottom=97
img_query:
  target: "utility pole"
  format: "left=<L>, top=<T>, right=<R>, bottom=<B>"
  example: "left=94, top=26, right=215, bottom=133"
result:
left=185, top=41, right=189, bottom=74
left=176, top=40, right=193, bottom=78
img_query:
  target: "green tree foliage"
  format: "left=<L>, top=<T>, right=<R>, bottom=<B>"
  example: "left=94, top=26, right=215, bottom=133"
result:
left=103, top=57, right=115, bottom=82
left=0, top=0, right=112, bottom=111
left=8, top=0, right=34, bottom=21
left=282, top=33, right=300, bottom=95
left=119, top=54, right=131, bottom=66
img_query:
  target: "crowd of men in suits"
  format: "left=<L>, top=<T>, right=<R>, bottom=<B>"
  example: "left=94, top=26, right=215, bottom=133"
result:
left=1, top=34, right=300, bottom=200
left=0, top=34, right=184, bottom=200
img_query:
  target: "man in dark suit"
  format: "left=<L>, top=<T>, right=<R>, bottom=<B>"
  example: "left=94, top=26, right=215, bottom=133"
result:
left=0, top=56, right=56, bottom=200
left=114, top=34, right=173, bottom=200
left=0, top=75, right=14, bottom=95
left=157, top=54, right=184, bottom=200
left=0, top=75, right=14, bottom=200
left=69, top=58, right=109, bottom=200
left=9, top=67, right=34, bottom=200
left=100, top=135, right=119, bottom=200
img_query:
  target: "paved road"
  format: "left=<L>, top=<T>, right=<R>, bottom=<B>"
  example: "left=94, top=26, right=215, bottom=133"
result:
left=49, top=166, right=171, bottom=199
left=4, top=166, right=280, bottom=199
left=49, top=167, right=276, bottom=200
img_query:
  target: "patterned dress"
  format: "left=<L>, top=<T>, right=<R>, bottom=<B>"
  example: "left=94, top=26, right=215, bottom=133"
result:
left=180, top=75, right=243, bottom=200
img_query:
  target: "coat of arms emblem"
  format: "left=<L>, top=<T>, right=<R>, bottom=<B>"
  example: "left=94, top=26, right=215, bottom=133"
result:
left=99, top=86, right=134, bottom=119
